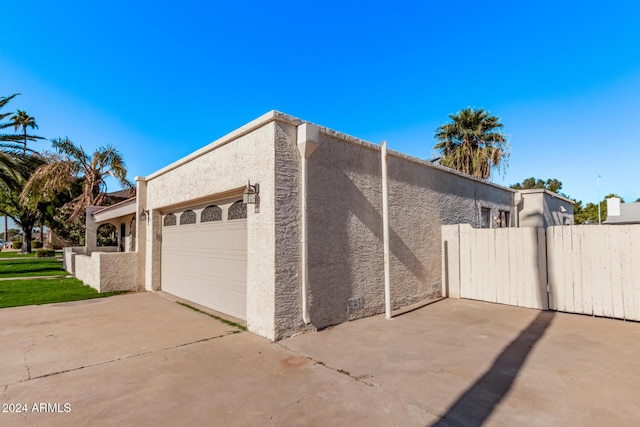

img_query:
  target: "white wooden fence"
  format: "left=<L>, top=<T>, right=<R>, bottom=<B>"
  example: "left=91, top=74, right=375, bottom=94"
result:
left=442, top=224, right=640, bottom=321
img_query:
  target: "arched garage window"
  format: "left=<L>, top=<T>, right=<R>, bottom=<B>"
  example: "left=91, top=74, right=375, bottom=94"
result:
left=180, top=210, right=197, bottom=225
left=163, top=213, right=176, bottom=226
left=228, top=200, right=247, bottom=220
left=201, top=205, right=222, bottom=222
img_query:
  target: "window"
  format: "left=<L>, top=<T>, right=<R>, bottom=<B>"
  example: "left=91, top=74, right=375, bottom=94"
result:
left=180, top=210, right=197, bottom=225
left=498, top=210, right=510, bottom=228
left=201, top=205, right=222, bottom=222
left=228, top=200, right=247, bottom=220
left=163, top=213, right=177, bottom=226
left=481, top=207, right=491, bottom=228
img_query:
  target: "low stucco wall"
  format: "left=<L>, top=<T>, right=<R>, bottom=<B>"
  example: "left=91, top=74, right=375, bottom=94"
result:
left=63, top=247, right=85, bottom=274
left=74, top=254, right=94, bottom=286
left=73, top=252, right=139, bottom=292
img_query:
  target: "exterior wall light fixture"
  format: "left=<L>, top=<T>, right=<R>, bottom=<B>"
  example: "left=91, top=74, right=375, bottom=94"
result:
left=243, top=180, right=260, bottom=213
left=140, top=209, right=149, bottom=221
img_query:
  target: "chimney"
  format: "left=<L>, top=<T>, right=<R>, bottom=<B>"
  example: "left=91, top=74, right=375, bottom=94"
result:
left=607, top=197, right=621, bottom=217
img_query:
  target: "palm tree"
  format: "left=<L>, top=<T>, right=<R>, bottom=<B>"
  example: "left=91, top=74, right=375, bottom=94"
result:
left=0, top=152, right=45, bottom=253
left=21, top=137, right=133, bottom=221
left=0, top=93, right=24, bottom=245
left=10, top=110, right=38, bottom=154
left=434, top=107, right=509, bottom=179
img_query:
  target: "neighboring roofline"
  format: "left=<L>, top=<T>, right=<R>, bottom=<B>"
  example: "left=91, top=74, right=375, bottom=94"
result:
left=141, top=110, right=518, bottom=195
left=516, top=188, right=575, bottom=204
left=603, top=219, right=640, bottom=224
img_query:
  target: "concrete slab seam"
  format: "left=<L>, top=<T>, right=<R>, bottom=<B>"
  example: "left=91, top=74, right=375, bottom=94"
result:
left=23, top=349, right=32, bottom=380
left=275, top=342, right=376, bottom=387
left=275, top=342, right=447, bottom=422
left=1, top=331, right=242, bottom=388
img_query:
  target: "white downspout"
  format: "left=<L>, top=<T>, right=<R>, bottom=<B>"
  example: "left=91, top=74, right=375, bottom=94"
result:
left=297, top=124, right=320, bottom=325
left=381, top=141, right=391, bottom=319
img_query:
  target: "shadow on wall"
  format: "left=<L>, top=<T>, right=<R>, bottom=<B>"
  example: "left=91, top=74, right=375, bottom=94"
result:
left=307, top=168, right=429, bottom=329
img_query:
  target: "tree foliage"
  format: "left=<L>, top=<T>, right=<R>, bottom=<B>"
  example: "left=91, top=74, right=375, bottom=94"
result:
left=511, top=177, right=563, bottom=194
left=0, top=153, right=46, bottom=253
left=573, top=194, right=623, bottom=224
left=434, top=107, right=509, bottom=179
left=22, top=137, right=133, bottom=222
left=1, top=89, right=132, bottom=250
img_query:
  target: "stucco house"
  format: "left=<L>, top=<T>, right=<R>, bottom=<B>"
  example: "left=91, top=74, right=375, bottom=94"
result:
left=605, top=197, right=640, bottom=224
left=63, top=111, right=573, bottom=341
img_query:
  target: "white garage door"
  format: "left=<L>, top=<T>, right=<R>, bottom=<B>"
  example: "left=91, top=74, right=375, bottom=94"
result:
left=161, top=200, right=247, bottom=320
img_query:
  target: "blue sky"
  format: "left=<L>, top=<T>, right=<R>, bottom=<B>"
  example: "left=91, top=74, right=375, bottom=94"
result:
left=1, top=0, right=639, bottom=212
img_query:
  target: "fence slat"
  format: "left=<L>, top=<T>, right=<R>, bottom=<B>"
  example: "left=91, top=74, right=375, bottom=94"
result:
left=610, top=226, right=625, bottom=319
left=508, top=228, right=518, bottom=306
left=537, top=227, right=548, bottom=310
left=571, top=226, right=584, bottom=315
left=459, top=224, right=472, bottom=300
left=495, top=229, right=509, bottom=305
left=599, top=226, right=613, bottom=317
left=585, top=228, right=597, bottom=316
left=561, top=226, right=574, bottom=312
left=547, top=227, right=559, bottom=310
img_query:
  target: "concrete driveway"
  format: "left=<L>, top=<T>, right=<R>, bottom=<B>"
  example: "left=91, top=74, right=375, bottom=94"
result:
left=1, top=293, right=639, bottom=426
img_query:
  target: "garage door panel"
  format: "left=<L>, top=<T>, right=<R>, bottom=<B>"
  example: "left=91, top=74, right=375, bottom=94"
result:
left=165, top=252, right=246, bottom=282
left=162, top=215, right=247, bottom=320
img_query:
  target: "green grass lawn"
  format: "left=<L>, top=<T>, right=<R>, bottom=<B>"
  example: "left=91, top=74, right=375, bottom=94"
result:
left=0, top=251, right=38, bottom=258
left=0, top=257, right=67, bottom=278
left=0, top=277, right=125, bottom=308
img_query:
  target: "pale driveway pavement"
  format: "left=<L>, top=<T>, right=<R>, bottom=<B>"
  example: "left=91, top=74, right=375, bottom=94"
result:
left=2, top=293, right=640, bottom=426
left=282, top=298, right=640, bottom=426
left=1, top=293, right=433, bottom=426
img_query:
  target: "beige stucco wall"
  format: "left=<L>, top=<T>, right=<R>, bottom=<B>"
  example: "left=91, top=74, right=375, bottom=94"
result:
left=305, top=131, right=515, bottom=330
left=142, top=115, right=279, bottom=340
left=73, top=252, right=139, bottom=292
left=272, top=122, right=305, bottom=339
left=74, top=254, right=95, bottom=286
left=63, top=246, right=86, bottom=274
left=96, top=252, right=139, bottom=292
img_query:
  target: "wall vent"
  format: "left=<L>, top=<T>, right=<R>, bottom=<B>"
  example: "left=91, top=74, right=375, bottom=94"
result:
left=347, top=296, right=363, bottom=311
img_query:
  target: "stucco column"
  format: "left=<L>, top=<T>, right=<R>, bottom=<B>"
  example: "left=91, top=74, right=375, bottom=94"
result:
left=85, top=206, right=102, bottom=253
left=135, top=176, right=148, bottom=291
left=146, top=209, right=162, bottom=291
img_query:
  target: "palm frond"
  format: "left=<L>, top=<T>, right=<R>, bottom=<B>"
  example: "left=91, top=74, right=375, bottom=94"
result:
left=434, top=107, right=509, bottom=179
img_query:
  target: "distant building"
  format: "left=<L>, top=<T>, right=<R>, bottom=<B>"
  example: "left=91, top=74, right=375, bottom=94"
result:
left=516, top=189, right=574, bottom=227
left=605, top=197, right=640, bottom=225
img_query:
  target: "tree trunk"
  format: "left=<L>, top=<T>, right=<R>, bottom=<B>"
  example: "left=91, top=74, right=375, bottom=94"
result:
left=21, top=226, right=32, bottom=254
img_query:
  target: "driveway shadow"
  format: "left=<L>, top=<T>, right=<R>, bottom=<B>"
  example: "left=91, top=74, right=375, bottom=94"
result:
left=431, top=310, right=555, bottom=427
